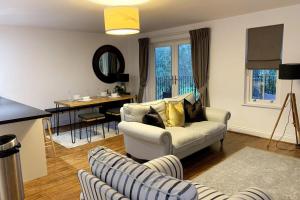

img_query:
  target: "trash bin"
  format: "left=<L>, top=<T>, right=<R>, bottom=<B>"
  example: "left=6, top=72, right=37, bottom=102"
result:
left=0, top=134, right=24, bottom=200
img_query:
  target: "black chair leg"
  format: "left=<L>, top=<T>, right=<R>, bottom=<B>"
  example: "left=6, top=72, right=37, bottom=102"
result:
left=93, top=125, right=96, bottom=135
left=79, top=121, right=82, bottom=139
left=107, top=121, right=110, bottom=132
left=102, top=123, right=105, bottom=139
left=89, top=125, right=92, bottom=143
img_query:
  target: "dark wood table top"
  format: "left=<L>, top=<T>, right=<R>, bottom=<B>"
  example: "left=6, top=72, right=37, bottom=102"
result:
left=0, top=97, right=51, bottom=125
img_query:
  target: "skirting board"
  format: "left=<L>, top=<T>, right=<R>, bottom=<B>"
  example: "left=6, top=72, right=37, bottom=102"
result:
left=228, top=125, right=296, bottom=144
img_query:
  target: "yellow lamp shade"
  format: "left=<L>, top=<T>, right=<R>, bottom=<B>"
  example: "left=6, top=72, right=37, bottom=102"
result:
left=104, top=7, right=140, bottom=35
left=90, top=0, right=149, bottom=6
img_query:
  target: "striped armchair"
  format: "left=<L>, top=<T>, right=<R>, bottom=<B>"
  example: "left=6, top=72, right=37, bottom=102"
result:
left=78, top=147, right=271, bottom=200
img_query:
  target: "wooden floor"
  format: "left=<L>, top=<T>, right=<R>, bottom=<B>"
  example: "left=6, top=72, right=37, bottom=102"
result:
left=24, top=131, right=300, bottom=200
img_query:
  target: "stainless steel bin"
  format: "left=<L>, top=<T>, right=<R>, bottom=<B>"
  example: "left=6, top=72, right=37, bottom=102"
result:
left=0, top=135, right=24, bottom=200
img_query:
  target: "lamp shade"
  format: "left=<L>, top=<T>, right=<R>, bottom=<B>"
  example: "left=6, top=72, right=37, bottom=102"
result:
left=117, top=73, right=129, bottom=82
left=104, top=7, right=140, bottom=35
left=279, top=63, right=300, bottom=80
left=90, top=0, right=149, bottom=6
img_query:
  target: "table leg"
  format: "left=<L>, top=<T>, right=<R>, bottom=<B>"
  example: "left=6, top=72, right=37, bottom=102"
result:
left=56, top=104, right=60, bottom=136
left=73, top=109, right=77, bottom=140
left=69, top=108, right=76, bottom=143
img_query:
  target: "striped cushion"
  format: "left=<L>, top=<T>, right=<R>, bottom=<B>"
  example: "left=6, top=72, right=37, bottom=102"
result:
left=143, top=155, right=183, bottom=180
left=228, top=187, right=272, bottom=200
left=193, top=183, right=229, bottom=200
left=89, top=146, right=197, bottom=200
left=78, top=170, right=129, bottom=200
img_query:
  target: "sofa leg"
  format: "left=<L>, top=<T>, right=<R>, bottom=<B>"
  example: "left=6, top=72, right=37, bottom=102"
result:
left=220, top=139, right=224, bottom=149
left=126, top=153, right=132, bottom=158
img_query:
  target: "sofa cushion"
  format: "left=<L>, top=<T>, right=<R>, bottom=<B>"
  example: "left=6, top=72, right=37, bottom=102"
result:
left=88, top=146, right=197, bottom=200
left=142, top=106, right=165, bottom=129
left=184, top=99, right=206, bottom=123
left=192, top=183, right=229, bottom=200
left=186, top=121, right=226, bottom=140
left=166, top=121, right=226, bottom=149
left=165, top=93, right=195, bottom=104
left=78, top=170, right=130, bottom=200
left=123, top=104, right=150, bottom=123
left=166, top=101, right=185, bottom=127
left=176, top=93, right=196, bottom=104
left=123, top=101, right=167, bottom=124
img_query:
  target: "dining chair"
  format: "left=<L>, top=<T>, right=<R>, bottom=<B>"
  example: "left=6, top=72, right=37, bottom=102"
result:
left=42, top=118, right=56, bottom=157
left=105, top=107, right=121, bottom=134
left=78, top=112, right=106, bottom=143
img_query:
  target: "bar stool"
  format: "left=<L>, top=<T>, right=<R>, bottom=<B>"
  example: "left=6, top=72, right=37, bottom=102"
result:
left=78, top=112, right=106, bottom=143
left=42, top=118, right=56, bottom=157
left=106, top=107, right=121, bottom=134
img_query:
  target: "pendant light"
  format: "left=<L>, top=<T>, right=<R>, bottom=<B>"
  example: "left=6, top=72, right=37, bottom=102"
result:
left=104, top=7, right=140, bottom=35
left=90, top=0, right=149, bottom=6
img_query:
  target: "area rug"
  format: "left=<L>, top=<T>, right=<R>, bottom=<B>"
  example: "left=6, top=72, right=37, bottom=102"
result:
left=50, top=128, right=120, bottom=148
left=192, top=147, right=300, bottom=200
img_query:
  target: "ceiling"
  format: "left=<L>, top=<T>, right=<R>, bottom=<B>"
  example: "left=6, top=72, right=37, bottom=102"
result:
left=0, top=0, right=300, bottom=33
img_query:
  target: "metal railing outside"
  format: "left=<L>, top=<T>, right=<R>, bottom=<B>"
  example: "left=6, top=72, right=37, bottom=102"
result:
left=155, top=76, right=199, bottom=100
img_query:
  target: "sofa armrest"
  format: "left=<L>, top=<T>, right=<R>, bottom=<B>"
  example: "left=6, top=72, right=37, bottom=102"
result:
left=143, top=155, right=183, bottom=180
left=120, top=107, right=125, bottom=121
left=228, top=187, right=272, bottom=200
left=118, top=121, right=172, bottom=145
left=204, top=107, right=231, bottom=125
left=77, top=170, right=129, bottom=200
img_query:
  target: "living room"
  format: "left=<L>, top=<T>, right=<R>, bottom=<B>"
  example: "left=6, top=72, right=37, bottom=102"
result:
left=0, top=0, right=299, bottom=200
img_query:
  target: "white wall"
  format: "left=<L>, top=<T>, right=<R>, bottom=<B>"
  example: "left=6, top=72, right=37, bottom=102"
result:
left=138, top=4, right=300, bottom=143
left=0, top=26, right=139, bottom=109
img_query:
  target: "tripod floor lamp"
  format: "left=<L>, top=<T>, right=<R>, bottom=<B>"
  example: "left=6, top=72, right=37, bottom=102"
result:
left=268, top=63, right=300, bottom=148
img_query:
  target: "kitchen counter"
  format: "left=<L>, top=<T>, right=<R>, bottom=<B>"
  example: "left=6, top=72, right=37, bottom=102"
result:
left=0, top=97, right=51, bottom=125
left=0, top=97, right=50, bottom=182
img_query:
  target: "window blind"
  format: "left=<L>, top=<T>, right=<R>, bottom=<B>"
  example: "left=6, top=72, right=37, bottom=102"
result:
left=246, top=24, right=284, bottom=69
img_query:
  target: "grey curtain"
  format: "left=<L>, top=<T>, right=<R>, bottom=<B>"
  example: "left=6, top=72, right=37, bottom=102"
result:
left=137, top=38, right=150, bottom=103
left=246, top=24, right=284, bottom=69
left=189, top=28, right=210, bottom=106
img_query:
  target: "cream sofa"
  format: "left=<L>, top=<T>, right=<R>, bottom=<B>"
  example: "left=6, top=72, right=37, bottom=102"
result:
left=119, top=94, right=231, bottom=160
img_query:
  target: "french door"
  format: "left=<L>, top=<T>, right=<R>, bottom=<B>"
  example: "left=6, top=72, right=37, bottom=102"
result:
left=153, top=40, right=198, bottom=100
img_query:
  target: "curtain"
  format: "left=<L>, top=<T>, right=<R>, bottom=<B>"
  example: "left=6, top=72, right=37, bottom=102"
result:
left=189, top=28, right=210, bottom=106
left=137, top=38, right=150, bottom=103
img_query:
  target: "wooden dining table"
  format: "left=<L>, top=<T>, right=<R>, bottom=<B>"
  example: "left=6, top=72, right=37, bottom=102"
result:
left=54, top=95, right=135, bottom=143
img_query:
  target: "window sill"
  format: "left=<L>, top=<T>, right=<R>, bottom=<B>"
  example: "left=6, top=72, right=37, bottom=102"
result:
left=242, top=103, right=281, bottom=110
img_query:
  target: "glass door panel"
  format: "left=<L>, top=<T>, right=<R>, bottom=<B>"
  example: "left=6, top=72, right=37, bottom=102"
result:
left=155, top=46, right=172, bottom=99
left=178, top=44, right=199, bottom=98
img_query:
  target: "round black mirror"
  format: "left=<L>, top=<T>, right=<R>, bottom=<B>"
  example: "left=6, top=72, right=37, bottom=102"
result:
left=93, top=45, right=125, bottom=83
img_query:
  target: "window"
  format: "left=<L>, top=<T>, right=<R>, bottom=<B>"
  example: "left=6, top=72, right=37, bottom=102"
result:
left=245, top=24, right=283, bottom=107
left=246, top=69, right=278, bottom=105
left=153, top=40, right=199, bottom=100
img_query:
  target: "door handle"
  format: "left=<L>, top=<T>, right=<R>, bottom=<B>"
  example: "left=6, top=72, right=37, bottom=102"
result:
left=174, top=75, right=178, bottom=85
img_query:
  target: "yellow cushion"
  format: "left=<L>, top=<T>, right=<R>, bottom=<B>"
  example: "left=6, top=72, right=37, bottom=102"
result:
left=166, top=102, right=185, bottom=127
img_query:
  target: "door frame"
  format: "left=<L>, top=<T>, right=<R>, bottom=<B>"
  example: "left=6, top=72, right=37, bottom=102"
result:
left=149, top=39, right=191, bottom=100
